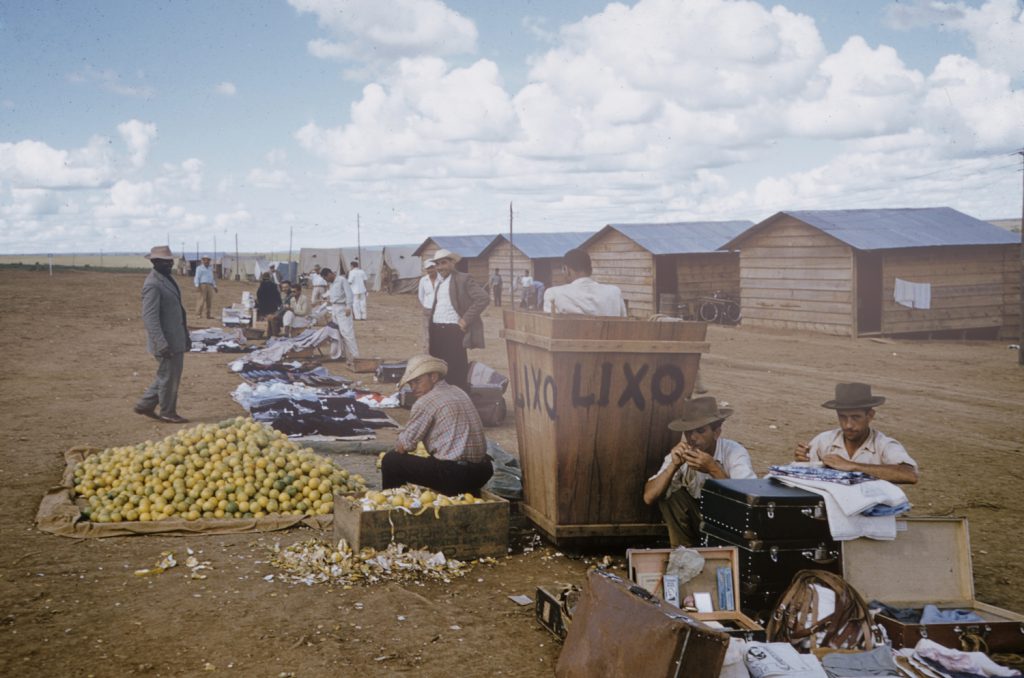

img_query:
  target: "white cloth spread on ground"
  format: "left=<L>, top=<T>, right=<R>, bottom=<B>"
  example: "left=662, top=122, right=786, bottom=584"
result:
left=898, top=639, right=1022, bottom=677
left=230, top=326, right=342, bottom=365
left=894, top=278, right=931, bottom=310
left=771, top=476, right=908, bottom=540
left=744, top=642, right=828, bottom=678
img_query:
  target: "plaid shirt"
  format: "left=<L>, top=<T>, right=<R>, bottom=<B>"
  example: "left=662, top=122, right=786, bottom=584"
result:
left=398, top=381, right=487, bottom=462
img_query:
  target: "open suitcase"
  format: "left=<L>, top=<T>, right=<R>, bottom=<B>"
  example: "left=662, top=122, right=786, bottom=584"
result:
left=557, top=569, right=730, bottom=678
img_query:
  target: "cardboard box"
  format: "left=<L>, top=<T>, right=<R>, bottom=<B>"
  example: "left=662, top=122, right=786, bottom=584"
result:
left=333, top=490, right=509, bottom=559
left=627, top=547, right=764, bottom=640
left=842, top=516, right=1024, bottom=652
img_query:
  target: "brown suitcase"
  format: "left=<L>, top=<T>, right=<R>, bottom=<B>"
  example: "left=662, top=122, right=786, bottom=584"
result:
left=556, top=569, right=730, bottom=678
left=843, top=516, right=1024, bottom=652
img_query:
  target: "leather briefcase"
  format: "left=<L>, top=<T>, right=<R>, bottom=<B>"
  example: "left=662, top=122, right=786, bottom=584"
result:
left=556, top=569, right=729, bottom=678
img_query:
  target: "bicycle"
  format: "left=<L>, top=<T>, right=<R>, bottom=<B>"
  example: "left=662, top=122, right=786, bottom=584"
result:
left=697, top=291, right=741, bottom=324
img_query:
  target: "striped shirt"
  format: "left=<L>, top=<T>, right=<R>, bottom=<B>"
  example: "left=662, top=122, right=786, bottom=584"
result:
left=398, top=381, right=487, bottom=462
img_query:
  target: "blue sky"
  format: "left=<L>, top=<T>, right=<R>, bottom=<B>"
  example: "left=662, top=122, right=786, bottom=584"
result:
left=1, top=0, right=1021, bottom=254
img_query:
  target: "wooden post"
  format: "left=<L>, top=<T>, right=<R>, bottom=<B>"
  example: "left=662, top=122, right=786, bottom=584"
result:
left=1018, top=149, right=1023, bottom=365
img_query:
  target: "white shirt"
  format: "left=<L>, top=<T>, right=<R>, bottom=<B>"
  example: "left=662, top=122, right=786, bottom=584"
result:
left=650, top=438, right=756, bottom=499
left=418, top=274, right=436, bottom=310
left=310, top=272, right=326, bottom=288
left=348, top=268, right=368, bottom=294
left=807, top=428, right=917, bottom=469
left=327, top=276, right=352, bottom=307
left=520, top=274, right=533, bottom=289
left=432, top=274, right=460, bottom=324
left=543, top=277, right=627, bottom=317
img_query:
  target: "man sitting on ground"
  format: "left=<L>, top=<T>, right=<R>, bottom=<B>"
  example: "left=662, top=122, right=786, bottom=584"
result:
left=795, top=382, right=918, bottom=484
left=280, top=283, right=312, bottom=337
left=644, top=396, right=756, bottom=546
left=380, top=355, right=493, bottom=496
left=543, top=248, right=627, bottom=316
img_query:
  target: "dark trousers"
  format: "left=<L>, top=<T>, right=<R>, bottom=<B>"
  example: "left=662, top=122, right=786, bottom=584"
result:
left=381, top=451, right=493, bottom=496
left=429, top=322, right=469, bottom=391
left=136, top=351, right=184, bottom=417
left=657, top=489, right=702, bottom=547
left=493, top=285, right=502, bottom=307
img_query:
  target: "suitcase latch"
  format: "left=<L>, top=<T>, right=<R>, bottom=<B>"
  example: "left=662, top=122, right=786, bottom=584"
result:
left=766, top=502, right=775, bottom=520
left=800, top=505, right=825, bottom=520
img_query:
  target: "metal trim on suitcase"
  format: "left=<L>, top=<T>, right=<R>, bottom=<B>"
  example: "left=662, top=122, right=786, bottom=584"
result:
left=700, top=478, right=831, bottom=543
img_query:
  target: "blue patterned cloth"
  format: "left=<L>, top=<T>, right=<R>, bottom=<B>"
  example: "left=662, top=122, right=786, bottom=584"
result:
left=769, top=464, right=875, bottom=485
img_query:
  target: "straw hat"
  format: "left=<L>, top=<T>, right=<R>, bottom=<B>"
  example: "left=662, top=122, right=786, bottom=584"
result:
left=668, top=396, right=733, bottom=432
left=822, top=383, right=886, bottom=410
left=428, top=248, right=462, bottom=264
left=423, top=259, right=436, bottom=270
left=145, top=245, right=175, bottom=260
left=398, top=354, right=448, bottom=388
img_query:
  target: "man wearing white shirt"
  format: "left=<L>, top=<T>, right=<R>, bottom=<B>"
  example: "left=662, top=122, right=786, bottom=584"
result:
left=321, top=268, right=360, bottom=360
left=417, top=260, right=438, bottom=351
left=347, top=260, right=369, bottom=320
left=542, top=249, right=627, bottom=317
left=193, top=255, right=218, bottom=319
left=427, top=249, right=489, bottom=391
left=309, top=264, right=327, bottom=304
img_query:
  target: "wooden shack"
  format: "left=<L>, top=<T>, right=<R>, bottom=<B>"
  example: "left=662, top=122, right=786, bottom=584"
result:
left=722, top=208, right=1021, bottom=338
left=580, top=221, right=752, bottom=318
left=413, top=234, right=498, bottom=282
left=481, top=231, right=593, bottom=295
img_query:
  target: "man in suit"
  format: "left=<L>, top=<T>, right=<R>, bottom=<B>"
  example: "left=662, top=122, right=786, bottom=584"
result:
left=134, top=245, right=190, bottom=424
left=427, top=249, right=489, bottom=391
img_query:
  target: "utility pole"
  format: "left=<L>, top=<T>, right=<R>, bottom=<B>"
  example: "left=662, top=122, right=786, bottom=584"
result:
left=234, top=233, right=240, bottom=281
left=287, top=225, right=293, bottom=283
left=356, top=214, right=362, bottom=269
left=1017, top=148, right=1023, bottom=366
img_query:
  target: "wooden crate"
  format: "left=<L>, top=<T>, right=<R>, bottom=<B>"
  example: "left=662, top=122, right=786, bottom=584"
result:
left=627, top=546, right=764, bottom=639
left=333, top=491, right=509, bottom=559
left=501, top=311, right=707, bottom=542
left=843, top=516, right=1024, bottom=652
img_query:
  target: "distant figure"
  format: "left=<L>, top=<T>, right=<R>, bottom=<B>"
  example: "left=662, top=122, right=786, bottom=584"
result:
left=347, top=260, right=369, bottom=320
left=795, top=383, right=918, bottom=484
left=543, top=248, right=627, bottom=316
left=321, top=268, right=360, bottom=360
left=309, top=264, right=327, bottom=304
left=519, top=269, right=533, bottom=308
left=193, top=255, right=217, bottom=319
left=269, top=264, right=280, bottom=285
left=531, top=279, right=545, bottom=310
left=418, top=260, right=439, bottom=351
left=255, top=272, right=282, bottom=320
left=488, top=269, right=503, bottom=307
left=134, top=246, right=189, bottom=424
left=427, top=249, right=489, bottom=391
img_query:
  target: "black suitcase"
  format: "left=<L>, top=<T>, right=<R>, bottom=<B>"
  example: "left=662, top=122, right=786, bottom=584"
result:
left=470, top=384, right=507, bottom=427
left=700, top=478, right=830, bottom=542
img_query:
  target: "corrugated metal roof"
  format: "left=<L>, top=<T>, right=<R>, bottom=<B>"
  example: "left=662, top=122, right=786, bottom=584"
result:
left=731, top=208, right=1018, bottom=251
left=485, top=231, right=594, bottom=259
left=599, top=221, right=754, bottom=255
left=414, top=234, right=498, bottom=258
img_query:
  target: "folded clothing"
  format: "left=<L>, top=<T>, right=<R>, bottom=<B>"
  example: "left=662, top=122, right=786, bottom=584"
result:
left=770, top=465, right=876, bottom=485
left=822, top=646, right=902, bottom=677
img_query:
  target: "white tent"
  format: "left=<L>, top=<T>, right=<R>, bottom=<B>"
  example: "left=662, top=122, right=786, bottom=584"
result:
left=221, top=255, right=269, bottom=281
left=341, top=246, right=385, bottom=291
left=298, top=248, right=343, bottom=276
left=383, top=244, right=424, bottom=293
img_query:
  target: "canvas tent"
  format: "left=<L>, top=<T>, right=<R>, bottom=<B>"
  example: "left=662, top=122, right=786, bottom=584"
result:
left=298, top=248, right=344, bottom=277
left=382, top=244, right=424, bottom=293
left=220, top=255, right=270, bottom=281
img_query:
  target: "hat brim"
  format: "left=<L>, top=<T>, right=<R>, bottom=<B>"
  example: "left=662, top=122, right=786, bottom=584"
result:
left=821, top=397, right=885, bottom=410
left=398, top=363, right=448, bottom=389
left=668, top=407, right=733, bottom=432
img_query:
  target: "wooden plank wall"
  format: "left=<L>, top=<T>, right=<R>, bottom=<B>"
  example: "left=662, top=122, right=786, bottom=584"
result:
left=466, top=257, right=490, bottom=284
left=738, top=217, right=855, bottom=335
left=419, top=242, right=439, bottom=267
left=485, top=240, right=532, bottom=295
left=880, top=245, right=1019, bottom=335
left=675, top=252, right=740, bottom=303
left=1002, top=245, right=1021, bottom=339
left=584, top=229, right=654, bottom=318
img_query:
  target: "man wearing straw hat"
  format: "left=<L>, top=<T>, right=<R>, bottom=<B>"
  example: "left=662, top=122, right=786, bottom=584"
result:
left=644, top=396, right=755, bottom=546
left=427, top=248, right=489, bottom=391
left=380, top=355, right=493, bottom=495
left=794, top=383, right=918, bottom=484
left=134, top=245, right=190, bottom=424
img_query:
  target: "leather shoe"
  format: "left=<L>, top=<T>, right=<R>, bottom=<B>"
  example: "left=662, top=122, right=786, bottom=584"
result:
left=159, top=414, right=189, bottom=424
left=133, top=405, right=161, bottom=421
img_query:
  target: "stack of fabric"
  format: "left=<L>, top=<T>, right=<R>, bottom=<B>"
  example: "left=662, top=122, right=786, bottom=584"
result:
left=189, top=328, right=252, bottom=353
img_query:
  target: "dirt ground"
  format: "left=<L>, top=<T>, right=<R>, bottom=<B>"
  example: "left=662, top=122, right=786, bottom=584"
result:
left=0, top=268, right=1021, bottom=677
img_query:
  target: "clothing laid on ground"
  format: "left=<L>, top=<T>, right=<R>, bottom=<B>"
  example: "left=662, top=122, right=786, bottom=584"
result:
left=250, top=396, right=394, bottom=438
left=821, top=646, right=902, bottom=677
left=136, top=269, right=189, bottom=418
left=327, top=276, right=359, bottom=360
left=348, top=268, right=368, bottom=319
left=649, top=437, right=755, bottom=547
left=542, top=276, right=628, bottom=316
left=806, top=428, right=918, bottom=469
left=428, top=271, right=489, bottom=391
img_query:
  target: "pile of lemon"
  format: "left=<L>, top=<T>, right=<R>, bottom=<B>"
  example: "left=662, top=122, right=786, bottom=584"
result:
left=73, top=417, right=366, bottom=523
left=358, top=485, right=487, bottom=513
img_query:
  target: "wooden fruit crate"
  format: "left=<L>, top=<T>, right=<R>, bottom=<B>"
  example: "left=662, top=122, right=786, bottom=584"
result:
left=333, top=490, right=509, bottom=559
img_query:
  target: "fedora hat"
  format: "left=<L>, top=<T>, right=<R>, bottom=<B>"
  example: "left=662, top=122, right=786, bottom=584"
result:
left=668, top=396, right=733, bottom=432
left=428, top=248, right=462, bottom=264
left=398, top=354, right=448, bottom=389
left=145, top=245, right=175, bottom=260
left=822, top=382, right=886, bottom=410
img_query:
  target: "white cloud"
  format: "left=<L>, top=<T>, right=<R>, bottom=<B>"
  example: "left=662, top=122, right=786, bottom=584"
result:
left=67, top=65, right=155, bottom=98
left=215, top=81, right=237, bottom=96
left=118, top=120, right=158, bottom=168
left=289, top=0, right=477, bottom=62
left=95, top=180, right=158, bottom=219
left=246, top=168, right=292, bottom=189
left=0, top=188, right=67, bottom=218
left=0, top=137, right=115, bottom=189
left=214, top=210, right=253, bottom=229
